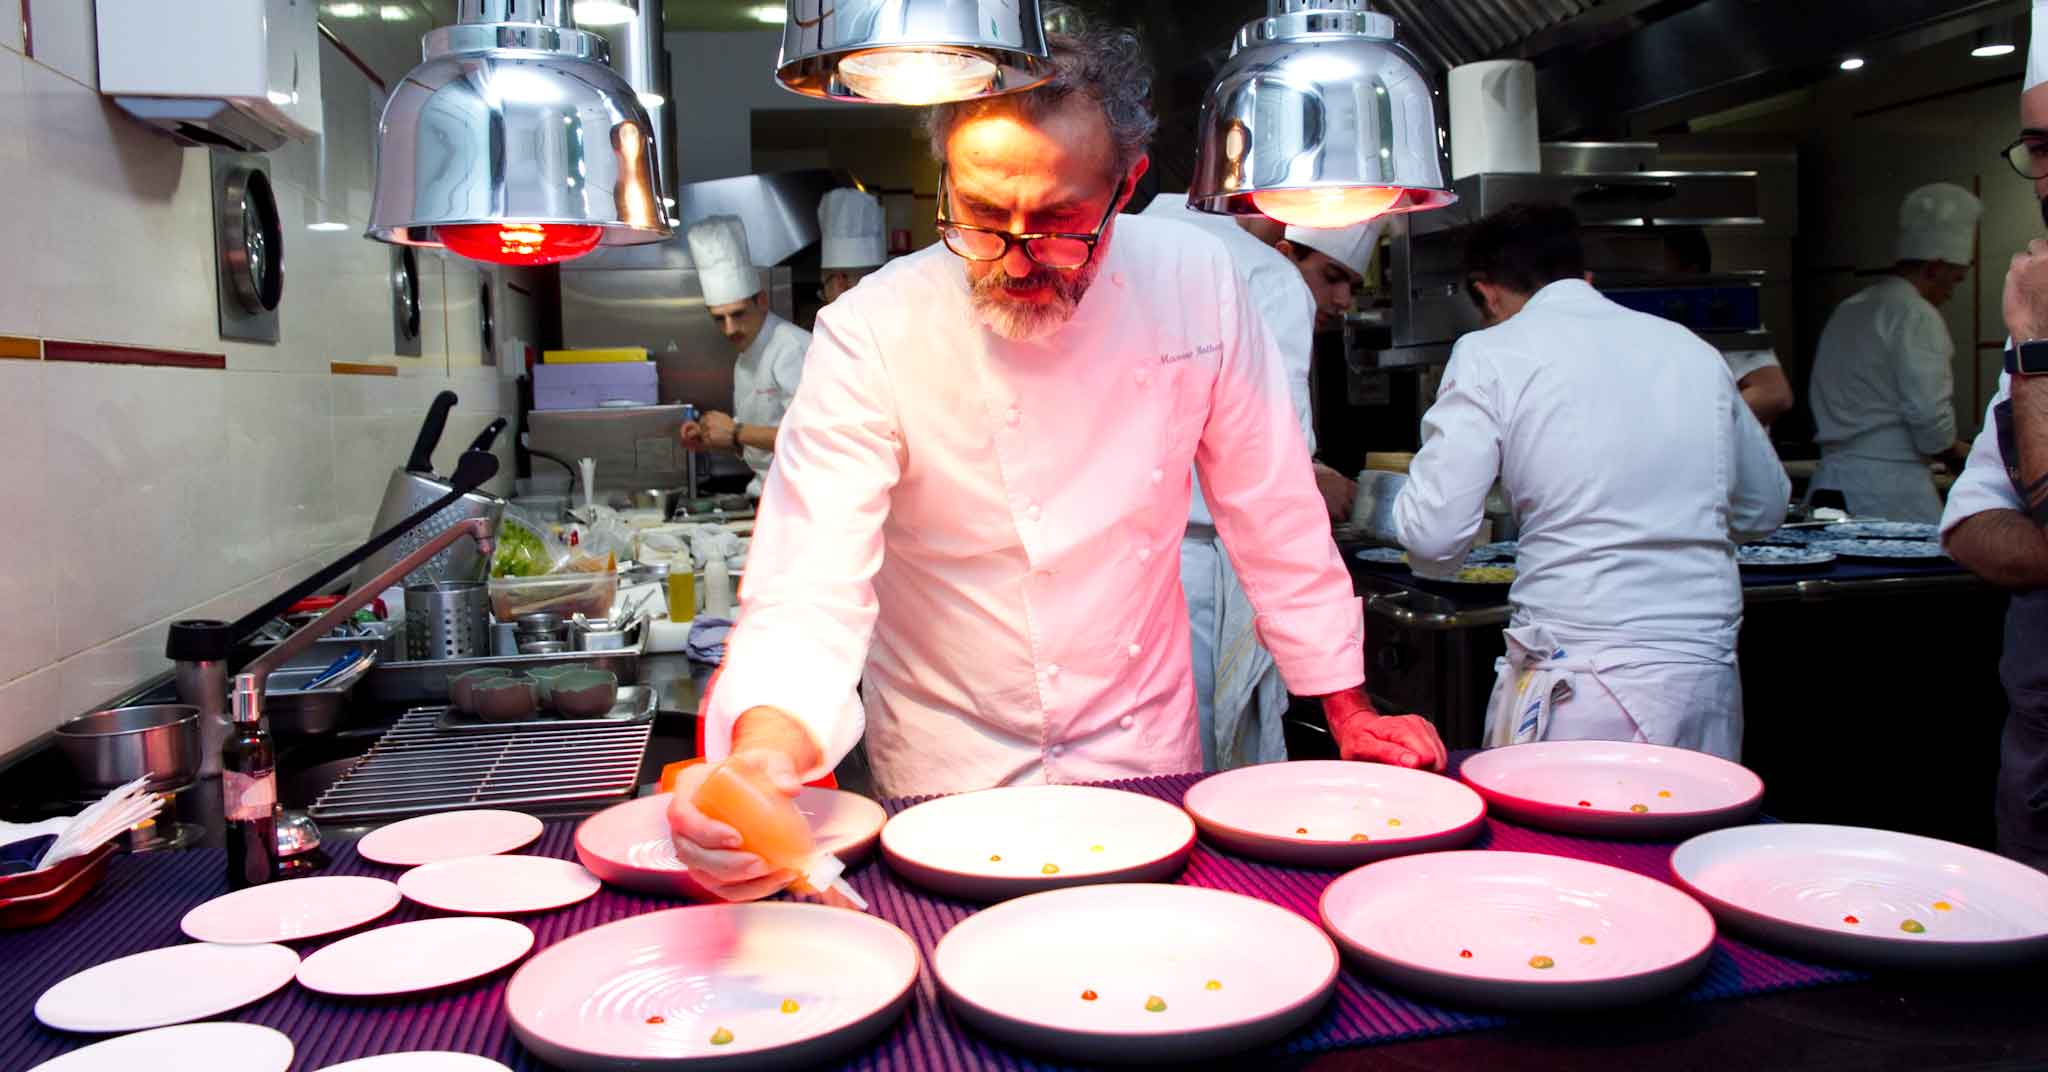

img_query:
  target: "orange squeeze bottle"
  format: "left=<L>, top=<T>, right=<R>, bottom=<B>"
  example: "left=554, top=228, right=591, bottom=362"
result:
left=692, top=760, right=867, bottom=908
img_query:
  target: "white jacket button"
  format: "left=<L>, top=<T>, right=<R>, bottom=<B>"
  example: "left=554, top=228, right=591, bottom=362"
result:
left=1136, top=546, right=1151, bottom=562
left=1027, top=503, right=1043, bottom=521
left=1005, top=407, right=1020, bottom=426
left=1050, top=744, right=1065, bottom=758
left=1119, top=714, right=1135, bottom=730
left=1126, top=642, right=1141, bottom=657
left=1150, top=469, right=1163, bottom=484
left=1046, top=664, right=1061, bottom=680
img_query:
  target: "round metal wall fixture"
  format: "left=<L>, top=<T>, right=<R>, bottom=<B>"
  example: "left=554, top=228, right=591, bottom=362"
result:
left=221, top=166, right=283, bottom=313
left=390, top=246, right=423, bottom=356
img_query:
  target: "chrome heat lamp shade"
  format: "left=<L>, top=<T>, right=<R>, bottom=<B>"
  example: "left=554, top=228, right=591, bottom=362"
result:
left=367, top=0, right=670, bottom=254
left=1189, top=0, right=1456, bottom=226
left=775, top=0, right=1053, bottom=105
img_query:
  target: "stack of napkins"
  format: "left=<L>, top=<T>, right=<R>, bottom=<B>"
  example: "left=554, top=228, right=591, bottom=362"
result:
left=0, top=778, right=162, bottom=873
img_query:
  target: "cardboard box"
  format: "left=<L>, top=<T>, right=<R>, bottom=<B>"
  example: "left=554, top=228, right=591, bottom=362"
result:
left=533, top=362, right=659, bottom=410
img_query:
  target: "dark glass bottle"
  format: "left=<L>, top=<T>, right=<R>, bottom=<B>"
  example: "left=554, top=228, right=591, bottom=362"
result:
left=222, top=703, right=278, bottom=889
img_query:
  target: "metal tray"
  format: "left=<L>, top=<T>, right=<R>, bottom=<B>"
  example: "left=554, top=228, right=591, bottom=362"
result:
left=359, top=620, right=644, bottom=706
left=265, top=651, right=378, bottom=736
left=433, top=684, right=655, bottom=733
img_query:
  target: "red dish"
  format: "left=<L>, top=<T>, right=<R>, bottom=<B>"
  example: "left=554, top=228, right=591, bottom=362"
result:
left=0, top=842, right=116, bottom=928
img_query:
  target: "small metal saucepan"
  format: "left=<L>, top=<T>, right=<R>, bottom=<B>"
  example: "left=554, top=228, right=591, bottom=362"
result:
left=54, top=705, right=202, bottom=794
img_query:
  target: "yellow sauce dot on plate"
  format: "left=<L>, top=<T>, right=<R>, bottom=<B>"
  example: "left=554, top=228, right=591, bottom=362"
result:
left=1528, top=955, right=1555, bottom=970
left=710, top=1027, right=735, bottom=1046
left=1205, top=979, right=1222, bottom=991
left=1387, top=818, right=1403, bottom=828
left=1900, top=919, right=1926, bottom=934
left=1041, top=863, right=1060, bottom=875
left=1145, top=995, right=1168, bottom=1012
left=1295, top=827, right=1309, bottom=835
left=1657, top=790, right=1672, bottom=798
left=1933, top=901, right=1953, bottom=911
left=1629, top=804, right=1650, bottom=813
left=780, top=999, right=800, bottom=1014
left=1578, top=935, right=1597, bottom=945
left=1350, top=833, right=1370, bottom=842
left=989, top=854, right=1002, bottom=862
left=1090, top=844, right=1104, bottom=853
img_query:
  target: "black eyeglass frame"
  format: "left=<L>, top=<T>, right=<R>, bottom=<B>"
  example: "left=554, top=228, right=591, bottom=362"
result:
left=934, top=167, right=1126, bottom=269
left=2002, top=134, right=2048, bottom=179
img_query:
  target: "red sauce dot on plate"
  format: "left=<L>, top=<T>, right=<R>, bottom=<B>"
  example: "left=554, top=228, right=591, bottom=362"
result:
left=1295, top=827, right=1309, bottom=835
left=1458, top=949, right=1473, bottom=958
left=1081, top=990, right=1098, bottom=1001
left=646, top=1015, right=665, bottom=1025
left=1843, top=915, right=1860, bottom=925
left=1577, top=800, right=1592, bottom=807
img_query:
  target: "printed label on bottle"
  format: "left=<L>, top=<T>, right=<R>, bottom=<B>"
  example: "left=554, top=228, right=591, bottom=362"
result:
left=224, top=769, right=276, bottom=822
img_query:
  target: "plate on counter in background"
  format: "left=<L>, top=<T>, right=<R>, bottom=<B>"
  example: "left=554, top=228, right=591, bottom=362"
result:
left=935, top=884, right=1337, bottom=1063
left=1468, top=541, right=1519, bottom=562
left=1671, top=824, right=2048, bottom=969
left=881, top=786, right=1195, bottom=902
left=295, top=917, right=534, bottom=997
left=180, top=875, right=401, bottom=944
left=1822, top=521, right=1940, bottom=541
left=355, top=809, right=544, bottom=867
left=397, top=855, right=601, bottom=915
left=1320, top=851, right=1715, bottom=1010
left=1459, top=741, right=1763, bottom=839
left=1183, top=761, right=1485, bottom=868
left=1439, top=565, right=1517, bottom=585
left=35, top=942, right=301, bottom=1033
left=506, top=903, right=918, bottom=1071
left=1353, top=547, right=1409, bottom=565
left=1737, top=545, right=1837, bottom=570
left=1811, top=538, right=1947, bottom=562
left=25, top=1023, right=295, bottom=1072
left=574, top=789, right=885, bottom=899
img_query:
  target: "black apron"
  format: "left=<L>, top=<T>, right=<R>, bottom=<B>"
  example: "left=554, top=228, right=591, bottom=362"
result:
left=1992, top=398, right=2048, bottom=868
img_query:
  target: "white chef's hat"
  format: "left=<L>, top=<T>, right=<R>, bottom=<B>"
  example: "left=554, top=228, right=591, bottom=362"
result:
left=685, top=215, right=761, bottom=307
left=1895, top=183, right=1982, bottom=266
left=819, top=188, right=886, bottom=271
left=2030, top=0, right=2048, bottom=92
left=1284, top=219, right=1385, bottom=279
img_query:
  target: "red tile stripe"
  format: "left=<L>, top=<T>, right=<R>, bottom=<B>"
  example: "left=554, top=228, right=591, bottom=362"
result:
left=43, top=341, right=226, bottom=369
left=330, top=361, right=398, bottom=377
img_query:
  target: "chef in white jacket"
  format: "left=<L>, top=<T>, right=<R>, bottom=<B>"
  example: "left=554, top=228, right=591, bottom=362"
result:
left=668, top=11, right=1444, bottom=900
left=1393, top=202, right=1789, bottom=760
left=819, top=188, right=887, bottom=305
left=680, top=215, right=812, bottom=498
left=1808, top=184, right=1979, bottom=523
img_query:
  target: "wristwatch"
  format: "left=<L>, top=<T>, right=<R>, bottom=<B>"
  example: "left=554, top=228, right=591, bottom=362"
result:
left=2006, top=340, right=2048, bottom=376
left=730, top=421, right=747, bottom=456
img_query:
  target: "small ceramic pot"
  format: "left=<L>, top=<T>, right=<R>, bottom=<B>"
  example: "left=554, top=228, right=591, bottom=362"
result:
left=548, top=669, right=619, bottom=718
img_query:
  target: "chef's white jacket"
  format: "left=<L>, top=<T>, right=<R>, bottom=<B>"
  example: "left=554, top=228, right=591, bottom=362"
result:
left=1808, top=276, right=1958, bottom=522
left=1941, top=373, right=2019, bottom=538
left=1723, top=348, right=1780, bottom=383
left=701, top=216, right=1363, bottom=796
left=732, top=312, right=810, bottom=497
left=1393, top=279, right=1789, bottom=665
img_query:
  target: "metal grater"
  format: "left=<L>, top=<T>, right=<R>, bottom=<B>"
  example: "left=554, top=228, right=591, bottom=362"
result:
left=352, top=473, right=506, bottom=592
left=309, top=709, right=651, bottom=821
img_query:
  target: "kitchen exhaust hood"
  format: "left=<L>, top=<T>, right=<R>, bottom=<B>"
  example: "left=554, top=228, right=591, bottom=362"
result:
left=366, top=0, right=670, bottom=266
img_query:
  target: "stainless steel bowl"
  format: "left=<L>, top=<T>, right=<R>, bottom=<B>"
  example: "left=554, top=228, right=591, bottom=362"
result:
left=54, top=705, right=202, bottom=793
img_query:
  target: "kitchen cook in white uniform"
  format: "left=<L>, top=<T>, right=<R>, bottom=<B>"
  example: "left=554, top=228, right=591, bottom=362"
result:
left=1393, top=202, right=1789, bottom=760
left=1808, top=184, right=1980, bottom=523
left=666, top=11, right=1443, bottom=901
left=820, top=187, right=888, bottom=306
left=680, top=215, right=811, bottom=499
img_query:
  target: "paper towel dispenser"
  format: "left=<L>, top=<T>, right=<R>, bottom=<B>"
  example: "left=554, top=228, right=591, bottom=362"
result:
left=95, top=0, right=322, bottom=152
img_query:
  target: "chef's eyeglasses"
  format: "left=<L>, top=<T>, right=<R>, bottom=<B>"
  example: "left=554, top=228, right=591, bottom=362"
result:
left=2003, top=134, right=2048, bottom=179
left=935, top=168, right=1123, bottom=270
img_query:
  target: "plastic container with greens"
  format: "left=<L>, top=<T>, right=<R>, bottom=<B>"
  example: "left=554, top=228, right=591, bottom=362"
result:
left=491, top=511, right=561, bottom=579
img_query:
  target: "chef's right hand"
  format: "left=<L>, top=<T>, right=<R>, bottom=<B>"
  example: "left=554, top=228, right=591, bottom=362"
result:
left=1313, top=463, right=1357, bottom=521
left=678, top=420, right=708, bottom=451
left=665, top=707, right=822, bottom=902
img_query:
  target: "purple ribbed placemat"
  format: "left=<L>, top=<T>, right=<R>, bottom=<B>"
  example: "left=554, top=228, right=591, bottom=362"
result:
left=1, top=772, right=1861, bottom=1071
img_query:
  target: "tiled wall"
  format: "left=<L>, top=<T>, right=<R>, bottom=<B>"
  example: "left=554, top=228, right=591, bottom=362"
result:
left=0, top=3, right=521, bottom=760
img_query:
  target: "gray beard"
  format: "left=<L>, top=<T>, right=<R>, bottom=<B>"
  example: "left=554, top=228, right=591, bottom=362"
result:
left=969, top=258, right=1101, bottom=342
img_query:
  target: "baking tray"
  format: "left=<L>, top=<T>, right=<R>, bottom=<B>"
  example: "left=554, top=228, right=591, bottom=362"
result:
left=359, top=620, right=643, bottom=706
left=265, top=651, right=378, bottom=736
left=433, top=684, right=656, bottom=733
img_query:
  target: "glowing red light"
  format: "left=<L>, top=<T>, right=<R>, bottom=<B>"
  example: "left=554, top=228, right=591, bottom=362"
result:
left=438, top=222, right=604, bottom=265
left=1252, top=186, right=1405, bottom=228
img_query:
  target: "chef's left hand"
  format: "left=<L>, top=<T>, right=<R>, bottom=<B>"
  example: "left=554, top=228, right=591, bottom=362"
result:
left=1313, top=463, right=1356, bottom=521
left=701, top=411, right=738, bottom=450
left=1321, top=689, right=1447, bottom=771
left=2005, top=238, right=2048, bottom=342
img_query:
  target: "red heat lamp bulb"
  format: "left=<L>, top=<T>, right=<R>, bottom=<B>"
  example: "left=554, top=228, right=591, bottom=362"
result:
left=1251, top=186, right=1406, bottom=229
left=438, top=222, right=604, bottom=266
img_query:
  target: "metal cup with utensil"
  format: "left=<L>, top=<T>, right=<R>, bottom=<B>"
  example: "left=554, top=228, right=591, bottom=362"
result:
left=404, top=581, right=491, bottom=660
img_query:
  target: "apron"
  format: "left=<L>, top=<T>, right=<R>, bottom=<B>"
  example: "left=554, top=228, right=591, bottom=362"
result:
left=1808, top=452, right=1943, bottom=524
left=1182, top=525, right=1288, bottom=770
left=1482, top=623, right=1744, bottom=758
left=1482, top=624, right=1647, bottom=748
left=1992, top=398, right=2048, bottom=869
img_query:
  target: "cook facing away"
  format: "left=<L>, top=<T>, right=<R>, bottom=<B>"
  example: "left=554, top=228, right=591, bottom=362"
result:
left=679, top=215, right=811, bottom=499
left=667, top=9, right=1444, bottom=901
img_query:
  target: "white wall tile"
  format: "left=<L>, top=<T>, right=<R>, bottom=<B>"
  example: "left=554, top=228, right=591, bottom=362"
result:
left=56, top=621, right=167, bottom=717
left=0, top=667, right=62, bottom=764
left=0, top=361, right=55, bottom=685
left=28, top=0, right=97, bottom=89
left=0, top=49, right=39, bottom=337
left=0, top=0, right=22, bottom=54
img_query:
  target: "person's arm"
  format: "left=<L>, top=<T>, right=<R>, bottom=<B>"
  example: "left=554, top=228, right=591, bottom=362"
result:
left=1193, top=261, right=1443, bottom=770
left=1727, top=383, right=1791, bottom=543
left=1947, top=510, right=2048, bottom=589
left=1891, top=305, right=1963, bottom=460
left=734, top=422, right=779, bottom=453
left=2006, top=240, right=2048, bottom=510
left=1950, top=242, right=2048, bottom=590
left=1390, top=348, right=1500, bottom=577
left=1737, top=365, right=1795, bottom=427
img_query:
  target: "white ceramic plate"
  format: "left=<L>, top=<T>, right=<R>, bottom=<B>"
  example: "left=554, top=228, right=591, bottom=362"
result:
left=35, top=942, right=300, bottom=1033
left=1737, top=545, right=1837, bottom=570
left=1823, top=521, right=1938, bottom=541
left=356, top=810, right=545, bottom=867
left=296, top=917, right=535, bottom=997
left=1320, top=851, right=1716, bottom=1009
left=574, top=789, right=885, bottom=899
left=397, top=855, right=601, bottom=915
left=1459, top=741, right=1764, bottom=839
left=180, top=875, right=402, bottom=945
left=880, top=785, right=1196, bottom=902
left=1671, top=824, right=2048, bottom=968
left=505, top=903, right=919, bottom=1071
left=25, top=1023, right=294, bottom=1072
left=1183, top=761, right=1485, bottom=868
left=935, top=883, right=1335, bottom=1062
left=1811, top=538, right=1947, bottom=561
left=1353, top=546, right=1407, bottom=564
left=315, top=1054, right=513, bottom=1072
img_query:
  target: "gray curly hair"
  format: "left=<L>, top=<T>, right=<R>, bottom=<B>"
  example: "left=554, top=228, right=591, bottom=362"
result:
left=923, top=4, right=1157, bottom=181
